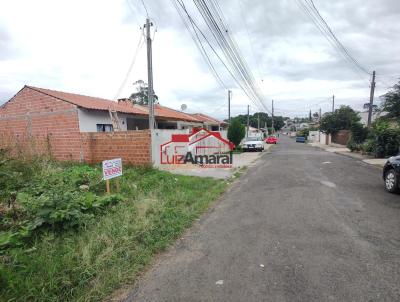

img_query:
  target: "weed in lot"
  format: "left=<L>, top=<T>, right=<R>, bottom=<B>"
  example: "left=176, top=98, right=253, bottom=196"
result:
left=0, top=155, right=227, bottom=301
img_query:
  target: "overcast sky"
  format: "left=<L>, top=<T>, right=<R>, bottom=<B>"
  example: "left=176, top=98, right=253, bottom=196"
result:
left=0, top=0, right=399, bottom=118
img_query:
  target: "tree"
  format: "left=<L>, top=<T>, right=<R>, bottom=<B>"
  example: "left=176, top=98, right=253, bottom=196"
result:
left=227, top=118, right=245, bottom=148
left=224, top=112, right=285, bottom=130
left=129, top=80, right=158, bottom=105
left=320, top=106, right=360, bottom=134
left=381, top=81, right=400, bottom=119
left=309, top=110, right=312, bottom=122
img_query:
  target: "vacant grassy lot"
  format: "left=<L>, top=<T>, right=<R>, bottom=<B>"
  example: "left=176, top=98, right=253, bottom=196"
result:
left=0, top=154, right=228, bottom=301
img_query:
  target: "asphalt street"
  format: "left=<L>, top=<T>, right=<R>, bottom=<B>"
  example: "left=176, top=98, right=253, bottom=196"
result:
left=125, top=135, right=400, bottom=302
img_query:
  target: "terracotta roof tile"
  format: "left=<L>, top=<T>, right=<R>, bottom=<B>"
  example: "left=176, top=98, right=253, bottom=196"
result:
left=26, top=86, right=148, bottom=115
left=134, top=104, right=202, bottom=122
left=9, top=86, right=214, bottom=124
left=191, top=113, right=227, bottom=125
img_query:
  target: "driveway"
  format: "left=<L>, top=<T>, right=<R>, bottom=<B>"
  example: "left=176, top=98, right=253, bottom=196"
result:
left=124, top=135, right=400, bottom=302
left=159, top=143, right=273, bottom=179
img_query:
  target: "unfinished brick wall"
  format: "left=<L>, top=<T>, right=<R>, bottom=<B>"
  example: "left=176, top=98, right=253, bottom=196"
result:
left=80, top=130, right=151, bottom=165
left=0, top=86, right=152, bottom=165
left=0, top=86, right=83, bottom=161
left=332, top=130, right=351, bottom=146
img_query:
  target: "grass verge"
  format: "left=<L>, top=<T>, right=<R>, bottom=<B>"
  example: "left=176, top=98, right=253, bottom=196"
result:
left=1, top=164, right=227, bottom=301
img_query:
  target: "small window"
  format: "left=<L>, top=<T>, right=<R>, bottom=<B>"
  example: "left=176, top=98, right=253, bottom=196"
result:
left=96, top=124, right=113, bottom=132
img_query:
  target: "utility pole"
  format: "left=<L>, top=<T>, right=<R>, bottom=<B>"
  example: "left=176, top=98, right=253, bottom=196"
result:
left=228, top=90, right=231, bottom=125
left=271, top=100, right=275, bottom=134
left=145, top=18, right=155, bottom=130
left=367, top=71, right=376, bottom=128
left=247, top=105, right=250, bottom=138
left=319, top=107, right=322, bottom=143
left=257, top=113, right=260, bottom=130
left=332, top=95, right=335, bottom=113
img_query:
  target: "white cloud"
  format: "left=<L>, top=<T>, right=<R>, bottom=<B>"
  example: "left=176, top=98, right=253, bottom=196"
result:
left=0, top=0, right=399, bottom=118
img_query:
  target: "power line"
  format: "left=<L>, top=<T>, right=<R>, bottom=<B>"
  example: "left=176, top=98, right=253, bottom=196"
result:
left=139, top=0, right=149, bottom=17
left=171, top=0, right=227, bottom=89
left=173, top=0, right=268, bottom=113
left=307, top=0, right=371, bottom=75
left=114, top=33, right=145, bottom=100
left=237, top=0, right=263, bottom=80
left=295, top=0, right=371, bottom=84
left=189, top=0, right=270, bottom=113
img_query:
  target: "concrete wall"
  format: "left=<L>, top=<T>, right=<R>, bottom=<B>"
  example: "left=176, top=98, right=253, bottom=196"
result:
left=77, top=108, right=134, bottom=132
left=308, top=131, right=320, bottom=142
left=319, top=132, right=331, bottom=145
left=151, top=129, right=189, bottom=166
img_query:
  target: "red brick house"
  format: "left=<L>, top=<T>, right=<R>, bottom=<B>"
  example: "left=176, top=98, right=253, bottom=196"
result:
left=0, top=85, right=222, bottom=164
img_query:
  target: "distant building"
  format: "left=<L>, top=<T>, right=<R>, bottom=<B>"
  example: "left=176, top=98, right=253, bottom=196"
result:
left=358, top=111, right=388, bottom=126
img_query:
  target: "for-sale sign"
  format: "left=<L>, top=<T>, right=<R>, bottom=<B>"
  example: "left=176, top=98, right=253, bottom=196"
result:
left=102, top=158, right=122, bottom=180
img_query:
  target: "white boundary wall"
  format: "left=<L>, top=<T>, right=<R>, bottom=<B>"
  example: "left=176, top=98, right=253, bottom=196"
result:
left=151, top=129, right=189, bottom=166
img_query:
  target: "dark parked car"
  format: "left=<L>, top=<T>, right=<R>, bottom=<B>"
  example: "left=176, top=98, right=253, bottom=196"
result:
left=296, top=137, right=306, bottom=143
left=383, top=155, right=400, bottom=193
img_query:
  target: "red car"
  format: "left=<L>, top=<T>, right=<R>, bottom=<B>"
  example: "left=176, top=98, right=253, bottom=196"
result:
left=265, top=136, right=278, bottom=144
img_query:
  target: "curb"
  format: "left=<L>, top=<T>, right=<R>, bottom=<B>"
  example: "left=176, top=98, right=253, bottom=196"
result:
left=309, top=143, right=384, bottom=170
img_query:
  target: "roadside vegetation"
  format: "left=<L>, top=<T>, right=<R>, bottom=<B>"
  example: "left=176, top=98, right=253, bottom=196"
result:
left=0, top=150, right=227, bottom=301
left=346, top=81, right=400, bottom=158
left=227, top=118, right=246, bottom=150
left=317, top=81, right=400, bottom=159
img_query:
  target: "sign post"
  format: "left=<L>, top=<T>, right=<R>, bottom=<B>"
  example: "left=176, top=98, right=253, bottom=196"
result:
left=102, top=158, right=123, bottom=194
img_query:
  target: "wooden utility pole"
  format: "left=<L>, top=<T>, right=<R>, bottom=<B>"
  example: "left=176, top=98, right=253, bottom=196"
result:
left=332, top=95, right=335, bottom=113
left=319, top=108, right=322, bottom=143
left=271, top=100, right=275, bottom=134
left=228, top=90, right=231, bottom=124
left=247, top=105, right=250, bottom=138
left=367, top=71, right=376, bottom=128
left=257, top=113, right=260, bottom=130
left=145, top=18, right=155, bottom=130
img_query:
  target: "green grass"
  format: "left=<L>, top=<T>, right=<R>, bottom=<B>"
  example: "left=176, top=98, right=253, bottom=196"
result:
left=0, top=164, right=228, bottom=301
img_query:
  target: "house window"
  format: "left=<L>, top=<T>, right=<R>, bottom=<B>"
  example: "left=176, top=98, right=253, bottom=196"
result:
left=96, top=124, right=113, bottom=132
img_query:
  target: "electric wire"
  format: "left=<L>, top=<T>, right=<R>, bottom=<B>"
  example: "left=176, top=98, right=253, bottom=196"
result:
left=114, top=34, right=145, bottom=100
left=295, top=0, right=371, bottom=85
left=173, top=0, right=267, bottom=113
left=190, top=0, right=270, bottom=113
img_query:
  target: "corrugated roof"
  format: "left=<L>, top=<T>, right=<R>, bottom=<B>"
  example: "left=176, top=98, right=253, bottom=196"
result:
left=26, top=86, right=148, bottom=115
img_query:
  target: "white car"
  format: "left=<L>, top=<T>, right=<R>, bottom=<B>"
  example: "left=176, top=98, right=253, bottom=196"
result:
left=242, top=137, right=264, bottom=152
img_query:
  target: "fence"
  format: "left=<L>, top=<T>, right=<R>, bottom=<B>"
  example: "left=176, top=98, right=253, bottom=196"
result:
left=0, top=130, right=152, bottom=165
left=332, top=130, right=350, bottom=145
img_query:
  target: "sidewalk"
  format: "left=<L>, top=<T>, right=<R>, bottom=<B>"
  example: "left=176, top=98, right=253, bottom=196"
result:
left=308, top=142, right=387, bottom=168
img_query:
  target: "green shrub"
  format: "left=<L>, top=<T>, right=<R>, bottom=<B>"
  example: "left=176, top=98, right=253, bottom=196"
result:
left=297, top=128, right=309, bottom=138
left=0, top=157, right=125, bottom=249
left=350, top=122, right=369, bottom=144
left=347, top=139, right=360, bottom=152
left=361, top=139, right=375, bottom=154
left=227, top=119, right=245, bottom=147
left=354, top=120, right=400, bottom=158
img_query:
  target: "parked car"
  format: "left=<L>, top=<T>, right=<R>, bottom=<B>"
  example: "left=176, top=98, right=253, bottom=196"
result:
left=242, top=137, right=264, bottom=152
left=296, top=137, right=306, bottom=143
left=383, top=155, right=400, bottom=193
left=265, top=136, right=278, bottom=144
